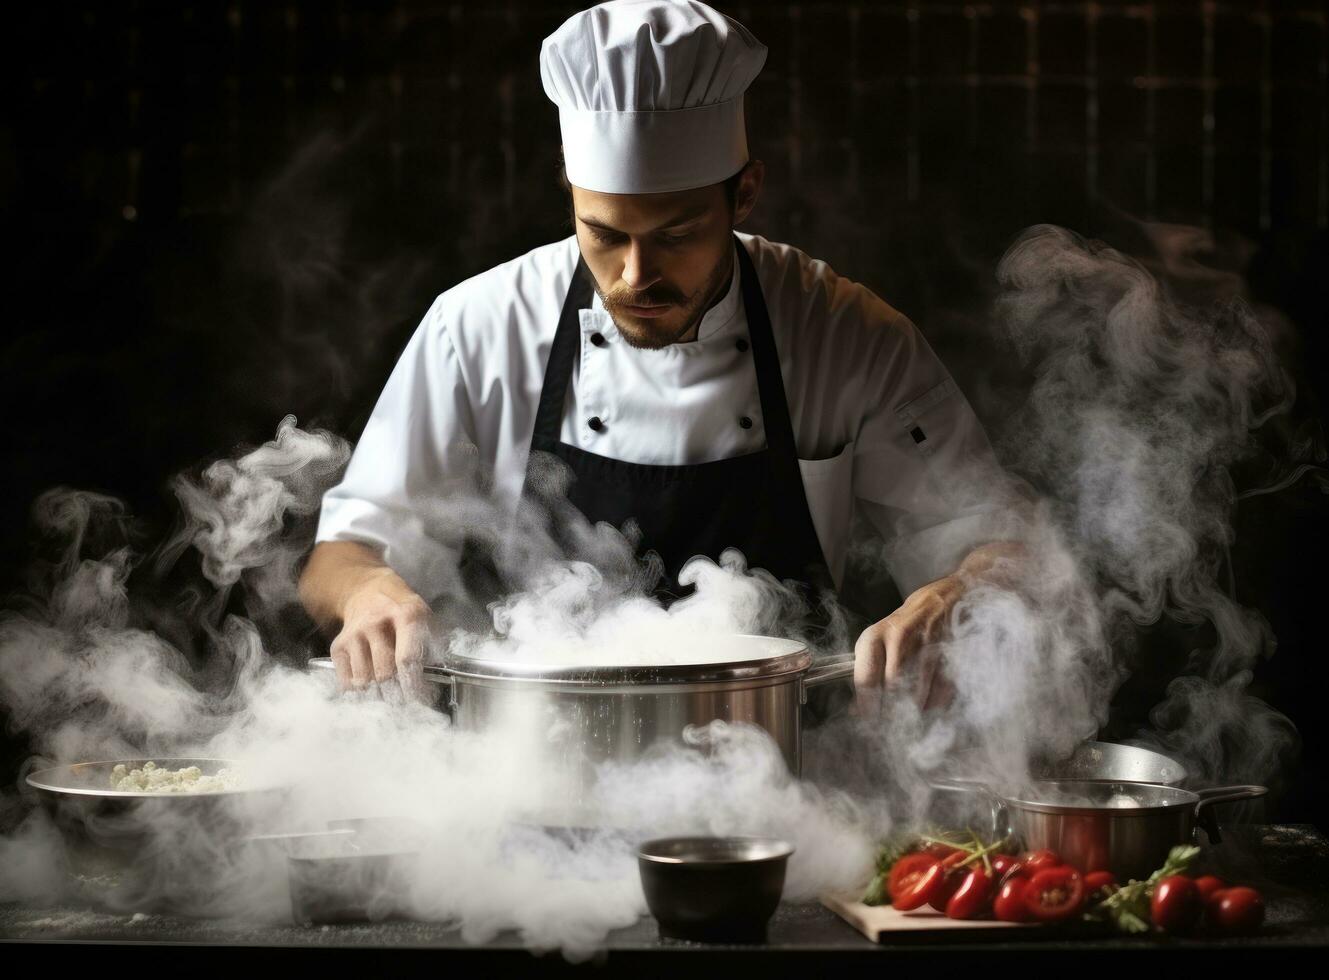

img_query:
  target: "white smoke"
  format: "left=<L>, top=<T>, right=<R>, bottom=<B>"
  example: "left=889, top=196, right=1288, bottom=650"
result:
left=992, top=224, right=1300, bottom=787
left=0, top=417, right=871, bottom=959
left=156, top=415, right=351, bottom=631
left=804, top=222, right=1305, bottom=829
left=870, top=224, right=1301, bottom=793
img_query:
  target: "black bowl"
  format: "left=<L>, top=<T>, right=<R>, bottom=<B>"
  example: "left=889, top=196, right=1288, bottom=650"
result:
left=637, top=836, right=794, bottom=943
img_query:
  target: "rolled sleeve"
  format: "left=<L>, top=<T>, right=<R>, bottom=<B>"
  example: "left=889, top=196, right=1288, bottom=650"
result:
left=315, top=297, right=480, bottom=601
left=852, top=318, right=1012, bottom=597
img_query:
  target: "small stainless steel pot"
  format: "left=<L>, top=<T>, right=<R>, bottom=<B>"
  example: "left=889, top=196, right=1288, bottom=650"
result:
left=637, top=836, right=793, bottom=942
left=284, top=819, right=424, bottom=925
left=310, top=635, right=854, bottom=793
left=995, top=779, right=1267, bottom=880
left=929, top=742, right=1188, bottom=830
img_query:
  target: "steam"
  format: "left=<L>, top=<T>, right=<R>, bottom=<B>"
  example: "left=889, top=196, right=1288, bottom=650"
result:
left=453, top=547, right=837, bottom=666
left=157, top=416, right=351, bottom=643
left=804, top=222, right=1305, bottom=829
left=992, top=225, right=1300, bottom=786
left=870, top=224, right=1301, bottom=793
left=0, top=419, right=872, bottom=957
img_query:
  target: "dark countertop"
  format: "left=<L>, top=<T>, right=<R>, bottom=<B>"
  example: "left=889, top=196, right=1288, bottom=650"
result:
left=4, top=825, right=1328, bottom=967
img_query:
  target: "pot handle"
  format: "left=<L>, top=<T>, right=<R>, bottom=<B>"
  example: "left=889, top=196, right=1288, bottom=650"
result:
left=1193, top=784, right=1268, bottom=845
left=928, top=778, right=1011, bottom=840
left=306, top=658, right=458, bottom=712
left=799, top=655, right=856, bottom=704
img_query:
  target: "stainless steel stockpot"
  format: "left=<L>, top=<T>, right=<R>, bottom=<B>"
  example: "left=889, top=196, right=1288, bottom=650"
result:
left=996, top=779, right=1267, bottom=880
left=310, top=635, right=855, bottom=785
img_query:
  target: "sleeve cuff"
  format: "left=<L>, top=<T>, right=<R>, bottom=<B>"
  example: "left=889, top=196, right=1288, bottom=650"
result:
left=315, top=496, right=464, bottom=604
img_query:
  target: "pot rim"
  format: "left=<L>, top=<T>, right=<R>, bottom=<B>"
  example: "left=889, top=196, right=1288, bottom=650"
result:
left=637, top=835, right=796, bottom=865
left=438, top=634, right=813, bottom=685
left=1000, top=779, right=1200, bottom=816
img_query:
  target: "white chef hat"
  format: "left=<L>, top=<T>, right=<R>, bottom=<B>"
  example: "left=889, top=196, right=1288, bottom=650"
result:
left=540, top=0, right=767, bottom=194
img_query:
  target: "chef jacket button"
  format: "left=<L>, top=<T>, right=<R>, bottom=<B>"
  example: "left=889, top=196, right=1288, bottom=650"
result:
left=735, top=337, right=750, bottom=352
left=739, top=416, right=753, bottom=429
left=591, top=332, right=607, bottom=347
left=588, top=416, right=605, bottom=432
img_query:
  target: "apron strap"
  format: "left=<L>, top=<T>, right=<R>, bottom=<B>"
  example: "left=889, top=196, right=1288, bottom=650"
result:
left=531, top=253, right=594, bottom=445
left=734, top=234, right=802, bottom=465
left=733, top=234, right=833, bottom=601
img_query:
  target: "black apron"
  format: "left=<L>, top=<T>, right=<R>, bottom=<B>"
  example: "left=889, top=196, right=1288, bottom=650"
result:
left=522, top=234, right=835, bottom=622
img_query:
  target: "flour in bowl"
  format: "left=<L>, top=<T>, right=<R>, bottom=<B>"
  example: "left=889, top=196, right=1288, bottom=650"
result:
left=109, top=761, right=240, bottom=793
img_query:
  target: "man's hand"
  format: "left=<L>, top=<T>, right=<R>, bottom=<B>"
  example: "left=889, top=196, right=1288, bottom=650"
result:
left=331, top=569, right=431, bottom=702
left=852, top=541, right=1028, bottom=714
left=853, top=573, right=964, bottom=714
left=299, top=541, right=432, bottom=703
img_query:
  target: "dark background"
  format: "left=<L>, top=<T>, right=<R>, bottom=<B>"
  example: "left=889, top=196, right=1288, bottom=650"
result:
left=4, top=2, right=1328, bottom=823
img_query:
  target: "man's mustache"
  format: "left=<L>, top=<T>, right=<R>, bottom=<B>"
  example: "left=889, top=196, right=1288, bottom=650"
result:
left=606, top=287, right=684, bottom=308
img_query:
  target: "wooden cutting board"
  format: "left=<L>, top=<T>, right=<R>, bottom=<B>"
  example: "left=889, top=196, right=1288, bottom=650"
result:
left=821, top=891, right=1037, bottom=941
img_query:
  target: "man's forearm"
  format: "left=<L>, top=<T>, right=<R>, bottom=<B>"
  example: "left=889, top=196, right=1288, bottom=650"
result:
left=298, top=540, right=401, bottom=630
left=953, top=539, right=1030, bottom=591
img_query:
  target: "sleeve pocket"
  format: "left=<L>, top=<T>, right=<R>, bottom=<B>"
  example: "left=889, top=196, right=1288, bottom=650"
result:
left=894, top=379, right=957, bottom=458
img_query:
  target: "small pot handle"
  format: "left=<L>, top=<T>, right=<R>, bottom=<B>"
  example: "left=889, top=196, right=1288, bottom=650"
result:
left=928, top=778, right=1010, bottom=840
left=1193, top=784, right=1267, bottom=845
left=307, top=657, right=455, bottom=686
left=799, top=655, right=856, bottom=704
left=306, top=658, right=457, bottom=713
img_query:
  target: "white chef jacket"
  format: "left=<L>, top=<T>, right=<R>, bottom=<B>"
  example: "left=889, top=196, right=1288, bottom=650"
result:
left=315, top=232, right=1006, bottom=602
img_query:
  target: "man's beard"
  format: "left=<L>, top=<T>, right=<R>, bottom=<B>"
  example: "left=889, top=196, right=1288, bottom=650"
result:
left=596, top=252, right=734, bottom=351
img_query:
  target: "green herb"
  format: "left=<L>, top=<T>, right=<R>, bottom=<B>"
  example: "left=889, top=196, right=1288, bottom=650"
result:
left=873, top=833, right=920, bottom=874
left=861, top=872, right=889, bottom=906
left=862, top=833, right=919, bottom=905
left=1086, top=845, right=1200, bottom=933
left=861, top=828, right=1012, bottom=907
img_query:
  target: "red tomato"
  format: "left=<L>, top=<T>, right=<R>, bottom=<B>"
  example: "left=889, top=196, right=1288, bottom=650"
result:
left=1151, top=875, right=1202, bottom=933
left=927, top=872, right=962, bottom=911
left=1208, top=887, right=1265, bottom=934
left=989, top=854, right=1019, bottom=877
left=1194, top=875, right=1226, bottom=904
left=1023, top=866, right=1086, bottom=922
left=945, top=866, right=995, bottom=920
left=888, top=854, right=940, bottom=903
left=997, top=859, right=1026, bottom=888
left=1084, top=870, right=1116, bottom=895
left=926, top=851, right=971, bottom=911
left=893, top=860, right=945, bottom=911
left=1023, top=849, right=1061, bottom=872
left=993, top=874, right=1032, bottom=922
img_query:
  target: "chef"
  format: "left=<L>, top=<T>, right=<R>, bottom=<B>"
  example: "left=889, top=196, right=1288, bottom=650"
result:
left=299, top=0, right=1018, bottom=709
